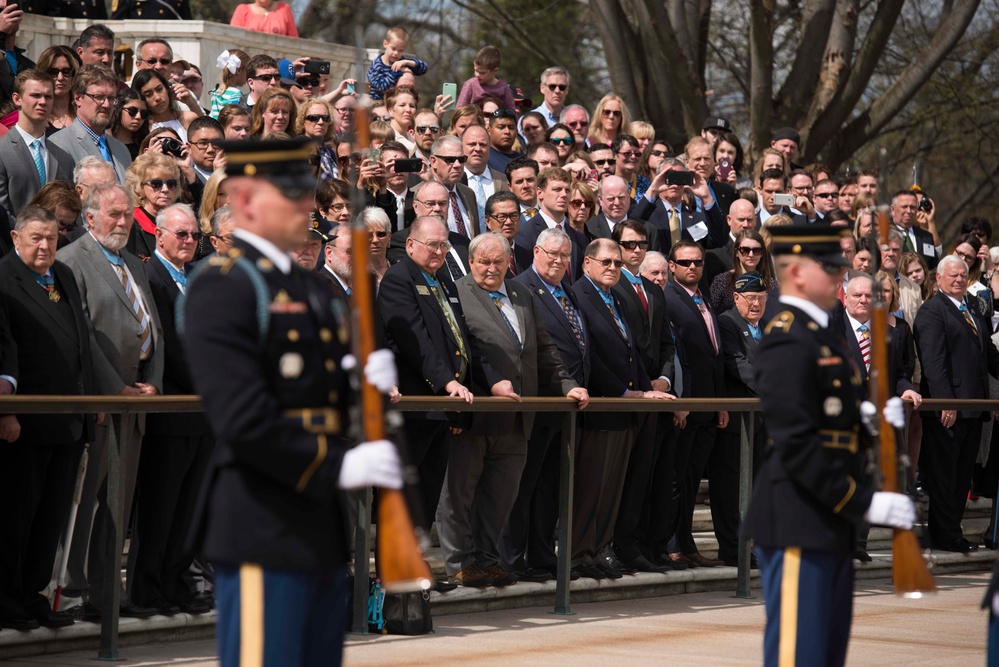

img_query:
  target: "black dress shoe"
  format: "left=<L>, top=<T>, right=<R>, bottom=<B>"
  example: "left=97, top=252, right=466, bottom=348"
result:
left=853, top=549, right=873, bottom=563
left=66, top=601, right=101, bottom=622
left=516, top=567, right=554, bottom=583
left=178, top=598, right=212, bottom=615
left=150, top=600, right=181, bottom=616
left=935, top=539, right=979, bottom=553
left=623, top=555, right=669, bottom=573
left=434, top=579, right=458, bottom=593
left=571, top=564, right=606, bottom=580
left=595, top=560, right=623, bottom=579
left=602, top=553, right=635, bottom=575
left=34, top=609, right=74, bottom=628
left=0, top=615, right=40, bottom=631
left=193, top=591, right=216, bottom=610
left=119, top=601, right=157, bottom=618
left=722, top=555, right=760, bottom=569
left=654, top=554, right=687, bottom=571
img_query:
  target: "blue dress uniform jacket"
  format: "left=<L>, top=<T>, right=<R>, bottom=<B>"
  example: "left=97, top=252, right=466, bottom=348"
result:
left=111, top=0, right=190, bottom=19
left=742, top=305, right=874, bottom=553
left=182, top=241, right=352, bottom=570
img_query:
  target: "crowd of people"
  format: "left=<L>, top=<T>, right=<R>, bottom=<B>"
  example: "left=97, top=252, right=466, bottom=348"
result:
left=0, top=12, right=996, bottom=639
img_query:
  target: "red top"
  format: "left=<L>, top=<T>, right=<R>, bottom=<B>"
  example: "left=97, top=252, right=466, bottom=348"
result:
left=230, top=2, right=298, bottom=37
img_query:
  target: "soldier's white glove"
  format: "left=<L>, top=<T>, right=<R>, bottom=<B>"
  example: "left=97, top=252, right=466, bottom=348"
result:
left=865, top=491, right=916, bottom=530
left=860, top=401, right=878, bottom=435
left=884, top=397, right=905, bottom=429
left=341, top=349, right=398, bottom=393
left=338, top=440, right=402, bottom=490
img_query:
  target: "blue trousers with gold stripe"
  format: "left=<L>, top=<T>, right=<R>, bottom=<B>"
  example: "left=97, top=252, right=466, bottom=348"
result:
left=756, top=546, right=853, bottom=667
left=215, top=563, right=349, bottom=667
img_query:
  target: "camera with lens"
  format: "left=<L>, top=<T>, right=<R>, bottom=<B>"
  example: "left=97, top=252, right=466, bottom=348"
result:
left=918, top=196, right=933, bottom=213
left=160, top=137, right=184, bottom=158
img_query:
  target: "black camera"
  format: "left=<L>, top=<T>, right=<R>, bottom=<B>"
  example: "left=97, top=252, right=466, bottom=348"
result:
left=918, top=196, right=933, bottom=213
left=160, top=137, right=184, bottom=158
left=304, top=60, right=330, bottom=76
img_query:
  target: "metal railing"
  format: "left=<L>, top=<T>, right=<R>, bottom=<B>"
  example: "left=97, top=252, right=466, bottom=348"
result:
left=1, top=395, right=996, bottom=659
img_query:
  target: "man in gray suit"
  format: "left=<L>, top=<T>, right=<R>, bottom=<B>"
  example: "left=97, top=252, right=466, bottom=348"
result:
left=0, top=70, right=74, bottom=218
left=437, top=232, right=588, bottom=588
left=58, top=183, right=164, bottom=620
left=49, top=65, right=132, bottom=181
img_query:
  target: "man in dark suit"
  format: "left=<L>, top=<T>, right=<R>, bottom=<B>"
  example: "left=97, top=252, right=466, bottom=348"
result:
left=378, top=216, right=476, bottom=537
left=632, top=159, right=727, bottom=252
left=0, top=70, right=74, bottom=218
left=569, top=239, right=673, bottom=579
left=716, top=271, right=770, bottom=565
left=320, top=223, right=351, bottom=308
left=386, top=181, right=470, bottom=282
left=482, top=191, right=521, bottom=277
left=703, top=198, right=757, bottom=291
left=131, top=204, right=214, bottom=615
left=914, top=254, right=999, bottom=552
left=585, top=175, right=658, bottom=250
left=503, top=227, right=590, bottom=581
left=663, top=240, right=728, bottom=568
left=513, top=166, right=587, bottom=280
left=610, top=220, right=678, bottom=572
left=438, top=233, right=587, bottom=587
left=0, top=207, right=111, bottom=630
left=429, top=135, right=479, bottom=239
left=758, top=169, right=808, bottom=227
left=890, top=189, right=938, bottom=270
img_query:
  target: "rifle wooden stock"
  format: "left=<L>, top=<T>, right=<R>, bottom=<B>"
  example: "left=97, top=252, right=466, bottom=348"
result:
left=350, top=100, right=432, bottom=594
left=872, top=208, right=935, bottom=596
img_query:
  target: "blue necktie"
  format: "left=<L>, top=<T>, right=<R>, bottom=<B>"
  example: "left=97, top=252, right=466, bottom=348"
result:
left=472, top=174, right=487, bottom=232
left=596, top=287, right=626, bottom=338
left=30, top=139, right=46, bottom=186
left=488, top=290, right=522, bottom=351
left=97, top=135, right=112, bottom=163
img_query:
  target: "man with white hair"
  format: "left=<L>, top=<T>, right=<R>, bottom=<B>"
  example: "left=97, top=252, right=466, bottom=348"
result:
left=560, top=104, right=590, bottom=146
left=321, top=223, right=352, bottom=308
left=914, top=254, right=999, bottom=552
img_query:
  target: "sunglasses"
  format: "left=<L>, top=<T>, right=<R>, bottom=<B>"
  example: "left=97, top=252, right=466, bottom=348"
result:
left=299, top=76, right=320, bottom=87
left=143, top=178, right=179, bottom=190
left=566, top=121, right=589, bottom=128
left=814, top=192, right=837, bottom=199
left=737, top=246, right=764, bottom=256
left=416, top=124, right=441, bottom=134
left=46, top=67, right=74, bottom=78
left=371, top=231, right=389, bottom=238
left=617, top=151, right=641, bottom=159
left=162, top=227, right=203, bottom=241
left=433, top=154, right=468, bottom=165
left=123, top=106, right=149, bottom=119
left=305, top=114, right=331, bottom=123
left=252, top=73, right=281, bottom=82
left=545, top=84, right=568, bottom=92
left=650, top=150, right=669, bottom=158
left=593, top=159, right=615, bottom=166
left=591, top=257, right=624, bottom=268
left=140, top=57, right=172, bottom=66
left=619, top=240, right=649, bottom=250
left=569, top=199, right=594, bottom=209
left=602, top=109, right=622, bottom=118
left=672, top=258, right=704, bottom=267
left=550, top=137, right=573, bottom=146
left=490, top=109, right=517, bottom=120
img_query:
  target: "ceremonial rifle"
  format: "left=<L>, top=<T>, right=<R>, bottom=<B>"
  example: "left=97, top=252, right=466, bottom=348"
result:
left=871, top=208, right=935, bottom=596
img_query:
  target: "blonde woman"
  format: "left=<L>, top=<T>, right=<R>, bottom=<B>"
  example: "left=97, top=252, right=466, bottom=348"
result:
left=588, top=93, right=632, bottom=145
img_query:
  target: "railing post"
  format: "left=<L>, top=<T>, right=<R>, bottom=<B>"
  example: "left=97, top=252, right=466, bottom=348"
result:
left=553, top=409, right=576, bottom=615
left=98, top=411, right=122, bottom=660
left=735, top=411, right=755, bottom=599
left=351, top=487, right=373, bottom=634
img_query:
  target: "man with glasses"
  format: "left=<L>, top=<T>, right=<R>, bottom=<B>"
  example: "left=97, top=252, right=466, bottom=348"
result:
left=462, top=124, right=508, bottom=228
left=386, top=181, right=470, bottom=281
left=207, top=204, right=234, bottom=257
left=529, top=66, right=570, bottom=128
left=241, top=55, right=280, bottom=109
left=0, top=69, right=73, bottom=219
left=185, top=116, right=224, bottom=184
left=51, top=65, right=132, bottom=177
left=379, top=216, right=474, bottom=581
left=813, top=178, right=841, bottom=220
left=879, top=229, right=923, bottom=328
left=486, top=108, right=523, bottom=174
left=482, top=191, right=520, bottom=276
left=586, top=175, right=658, bottom=249
left=663, top=240, right=728, bottom=569
left=132, top=203, right=212, bottom=617
left=589, top=143, right=616, bottom=181
left=134, top=38, right=174, bottom=74
left=634, top=157, right=723, bottom=252
left=560, top=104, right=590, bottom=147
left=367, top=140, right=414, bottom=232
left=331, top=97, right=356, bottom=137
left=890, top=189, right=937, bottom=270
left=430, top=135, right=479, bottom=239
left=789, top=169, right=818, bottom=223
left=515, top=166, right=586, bottom=280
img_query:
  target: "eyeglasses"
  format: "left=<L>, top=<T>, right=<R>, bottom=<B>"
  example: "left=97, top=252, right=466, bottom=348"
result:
left=601, top=109, right=622, bottom=118
left=305, top=114, right=331, bottom=123
left=82, top=92, right=113, bottom=105
left=299, top=76, right=320, bottom=87
left=736, top=293, right=767, bottom=303
left=590, top=257, right=624, bottom=268
left=650, top=150, right=669, bottom=158
left=415, top=199, right=448, bottom=209
left=593, top=159, right=615, bottom=166
left=955, top=251, right=976, bottom=263
left=212, top=234, right=233, bottom=243
left=569, top=199, right=594, bottom=209
left=333, top=106, right=354, bottom=114
left=617, top=151, right=641, bottom=159
left=545, top=84, right=568, bottom=92
left=566, top=121, right=589, bottom=128
left=190, top=140, right=219, bottom=151
left=46, top=67, right=74, bottom=78
left=539, top=247, right=571, bottom=262
left=433, top=154, right=468, bottom=165
left=814, top=192, right=837, bottom=199
left=139, top=57, right=172, bottom=66
left=737, top=246, right=764, bottom=256
left=490, top=109, right=517, bottom=120
left=122, top=106, right=149, bottom=119
left=487, top=213, right=520, bottom=223
left=416, top=125, right=440, bottom=134
left=412, top=238, right=451, bottom=253
left=550, top=137, right=573, bottom=146
left=252, top=73, right=280, bottom=82
left=327, top=202, right=349, bottom=213
left=672, top=258, right=704, bottom=267
left=59, top=220, right=78, bottom=233
left=619, top=240, right=649, bottom=250
left=143, top=178, right=179, bottom=190
left=162, top=227, right=202, bottom=241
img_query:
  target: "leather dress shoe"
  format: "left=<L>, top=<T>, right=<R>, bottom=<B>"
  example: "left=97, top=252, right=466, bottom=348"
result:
left=66, top=601, right=101, bottom=622
left=482, top=563, right=518, bottom=587
left=602, top=553, right=635, bottom=575
left=684, top=552, right=724, bottom=568
left=623, top=555, right=670, bottom=573
left=656, top=554, right=687, bottom=571
left=178, top=598, right=212, bottom=615
left=956, top=539, right=980, bottom=553
left=0, top=614, right=40, bottom=631
left=853, top=549, right=873, bottom=563
left=571, top=563, right=606, bottom=580
left=193, top=591, right=216, bottom=610
left=595, top=561, right=623, bottom=579
left=119, top=600, right=158, bottom=618
left=668, top=552, right=698, bottom=568
left=34, top=609, right=74, bottom=628
left=516, top=567, right=554, bottom=583
left=434, top=580, right=458, bottom=593
left=147, top=600, right=180, bottom=616
left=454, top=564, right=493, bottom=588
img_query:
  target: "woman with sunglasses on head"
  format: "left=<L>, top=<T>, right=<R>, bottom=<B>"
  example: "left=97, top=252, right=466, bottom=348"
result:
left=133, top=69, right=199, bottom=143
left=35, top=45, right=78, bottom=134
left=125, top=152, right=186, bottom=260
left=110, top=88, right=149, bottom=161
left=545, top=122, right=575, bottom=166
left=709, top=229, right=776, bottom=313
left=588, top=93, right=632, bottom=146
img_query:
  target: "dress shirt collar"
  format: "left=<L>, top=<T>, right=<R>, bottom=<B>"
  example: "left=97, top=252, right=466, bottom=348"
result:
left=941, top=291, right=964, bottom=310
left=779, top=295, right=829, bottom=328
left=324, top=264, right=350, bottom=292
left=538, top=208, right=565, bottom=229
left=465, top=167, right=492, bottom=184
left=15, top=124, right=44, bottom=145
left=234, top=228, right=292, bottom=274
left=845, top=312, right=869, bottom=333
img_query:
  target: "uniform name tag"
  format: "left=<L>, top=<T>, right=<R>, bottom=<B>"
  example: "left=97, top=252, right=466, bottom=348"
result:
left=416, top=285, right=431, bottom=296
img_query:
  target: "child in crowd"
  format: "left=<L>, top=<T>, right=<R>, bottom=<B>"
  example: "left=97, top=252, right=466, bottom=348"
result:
left=456, top=45, right=516, bottom=110
left=367, top=26, right=428, bottom=100
left=210, top=49, right=249, bottom=119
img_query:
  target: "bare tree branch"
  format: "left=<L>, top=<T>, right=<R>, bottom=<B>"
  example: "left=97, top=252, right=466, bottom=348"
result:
left=775, top=0, right=838, bottom=124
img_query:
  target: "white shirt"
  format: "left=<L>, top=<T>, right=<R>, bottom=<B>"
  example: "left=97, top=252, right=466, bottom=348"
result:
left=779, top=295, right=829, bottom=328
left=234, top=228, right=292, bottom=274
left=846, top=313, right=870, bottom=342
left=538, top=208, right=566, bottom=230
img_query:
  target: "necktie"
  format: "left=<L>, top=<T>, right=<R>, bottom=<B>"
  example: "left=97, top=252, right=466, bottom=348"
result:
left=426, top=275, right=469, bottom=364
left=692, top=291, right=719, bottom=354
left=111, top=260, right=152, bottom=360
left=508, top=250, right=518, bottom=276
left=472, top=174, right=487, bottom=230
left=960, top=303, right=978, bottom=334
left=669, top=207, right=680, bottom=242
left=633, top=281, right=649, bottom=317
left=902, top=229, right=915, bottom=252
left=443, top=249, right=464, bottom=281
left=555, top=222, right=562, bottom=231
left=553, top=286, right=585, bottom=350
left=97, top=135, right=113, bottom=163
left=30, top=139, right=46, bottom=186
left=449, top=189, right=469, bottom=238
left=597, top=288, right=627, bottom=338
left=487, top=290, right=522, bottom=351
left=524, top=207, right=538, bottom=219
left=858, top=324, right=871, bottom=370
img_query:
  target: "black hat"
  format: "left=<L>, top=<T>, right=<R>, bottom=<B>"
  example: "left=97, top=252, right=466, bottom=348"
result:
left=702, top=116, right=732, bottom=133
left=772, top=126, right=800, bottom=144
left=768, top=225, right=851, bottom=267
left=307, top=212, right=331, bottom=242
left=734, top=271, right=766, bottom=293
left=219, top=136, right=318, bottom=196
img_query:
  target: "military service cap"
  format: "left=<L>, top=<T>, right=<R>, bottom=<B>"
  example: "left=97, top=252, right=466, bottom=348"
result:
left=218, top=136, right=318, bottom=197
left=768, top=225, right=851, bottom=267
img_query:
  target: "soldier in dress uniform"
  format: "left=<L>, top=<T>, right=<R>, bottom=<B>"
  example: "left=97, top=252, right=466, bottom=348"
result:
left=110, top=0, right=190, bottom=19
left=181, top=137, right=402, bottom=667
left=741, top=225, right=916, bottom=667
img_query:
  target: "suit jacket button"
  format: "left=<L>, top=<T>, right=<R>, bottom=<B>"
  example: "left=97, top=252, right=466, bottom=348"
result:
left=628, top=382, right=633, bottom=387
left=454, top=350, right=460, bottom=355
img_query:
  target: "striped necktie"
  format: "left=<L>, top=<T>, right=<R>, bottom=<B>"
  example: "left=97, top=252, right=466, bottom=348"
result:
left=488, top=290, right=522, bottom=351
left=111, top=260, right=153, bottom=360
left=30, top=139, right=46, bottom=186
left=553, top=286, right=585, bottom=350
left=960, top=303, right=978, bottom=334
left=857, top=324, right=871, bottom=370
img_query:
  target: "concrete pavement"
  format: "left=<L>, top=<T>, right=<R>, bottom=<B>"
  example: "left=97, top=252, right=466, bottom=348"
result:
left=4, top=572, right=989, bottom=666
